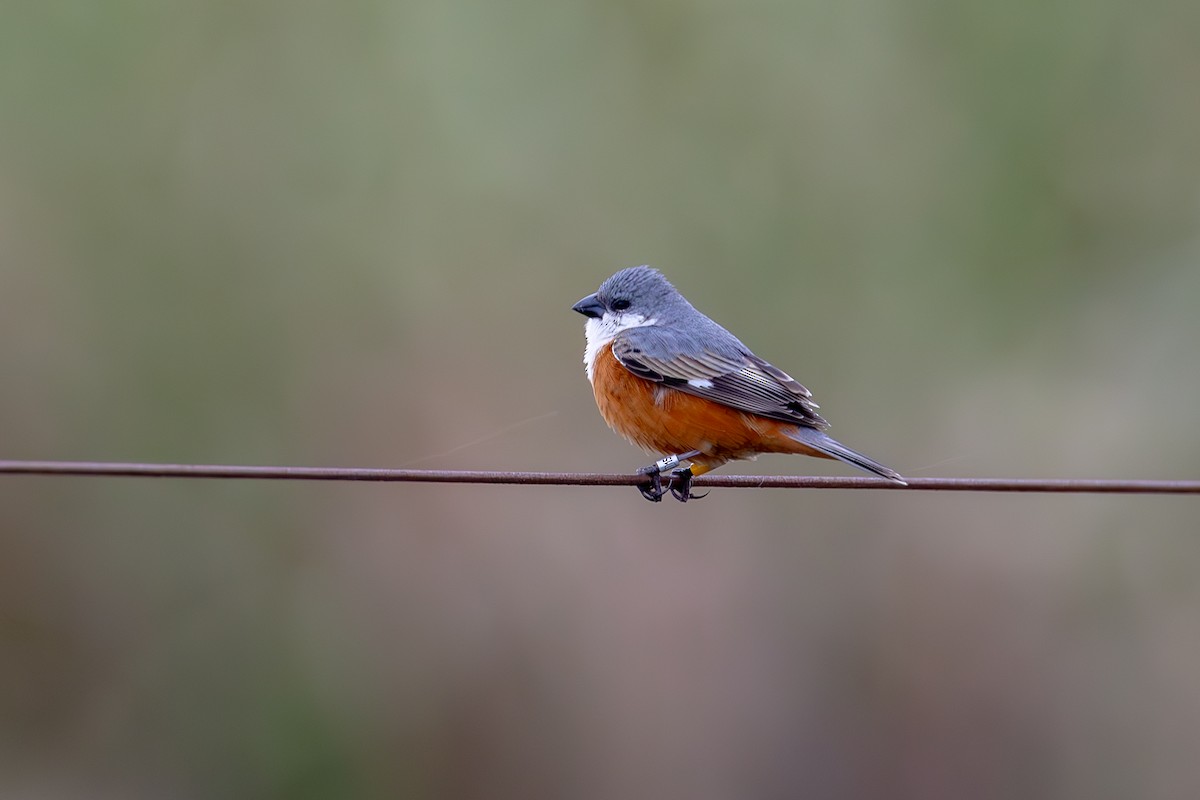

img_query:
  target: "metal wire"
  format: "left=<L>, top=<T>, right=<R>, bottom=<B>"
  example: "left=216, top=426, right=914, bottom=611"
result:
left=1, top=460, right=1197, bottom=493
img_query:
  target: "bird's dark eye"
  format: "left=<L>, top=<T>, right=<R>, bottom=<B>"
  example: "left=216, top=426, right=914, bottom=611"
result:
left=611, top=298, right=631, bottom=311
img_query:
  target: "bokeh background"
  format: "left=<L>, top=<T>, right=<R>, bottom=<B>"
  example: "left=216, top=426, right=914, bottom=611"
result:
left=3, top=1, right=1200, bottom=797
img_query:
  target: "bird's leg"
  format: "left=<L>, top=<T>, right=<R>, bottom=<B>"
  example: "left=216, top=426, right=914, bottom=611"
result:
left=669, top=461, right=712, bottom=502
left=636, top=451, right=702, bottom=503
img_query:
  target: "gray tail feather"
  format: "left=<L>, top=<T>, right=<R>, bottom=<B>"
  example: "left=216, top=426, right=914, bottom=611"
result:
left=787, top=427, right=907, bottom=485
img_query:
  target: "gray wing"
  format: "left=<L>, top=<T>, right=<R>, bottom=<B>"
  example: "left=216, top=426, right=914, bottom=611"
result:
left=611, top=326, right=829, bottom=429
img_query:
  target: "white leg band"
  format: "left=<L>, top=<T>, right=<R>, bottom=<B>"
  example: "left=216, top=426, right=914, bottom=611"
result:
left=654, top=454, right=681, bottom=472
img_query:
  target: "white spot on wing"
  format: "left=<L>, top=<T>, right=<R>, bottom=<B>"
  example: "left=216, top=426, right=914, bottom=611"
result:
left=687, top=378, right=714, bottom=389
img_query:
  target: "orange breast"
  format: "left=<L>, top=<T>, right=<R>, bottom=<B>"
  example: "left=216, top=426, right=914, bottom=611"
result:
left=590, top=342, right=829, bottom=468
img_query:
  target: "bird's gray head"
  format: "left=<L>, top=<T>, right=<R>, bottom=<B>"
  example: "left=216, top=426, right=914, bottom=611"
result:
left=572, top=266, right=745, bottom=381
left=571, top=265, right=685, bottom=326
left=572, top=266, right=694, bottom=378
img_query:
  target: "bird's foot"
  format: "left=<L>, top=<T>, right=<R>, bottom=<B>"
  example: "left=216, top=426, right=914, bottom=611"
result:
left=636, top=463, right=667, bottom=502
left=668, top=468, right=709, bottom=502
left=635, top=452, right=705, bottom=503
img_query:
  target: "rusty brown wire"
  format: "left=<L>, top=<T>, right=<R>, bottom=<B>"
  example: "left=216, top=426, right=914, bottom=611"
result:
left=1, top=460, right=1198, bottom=493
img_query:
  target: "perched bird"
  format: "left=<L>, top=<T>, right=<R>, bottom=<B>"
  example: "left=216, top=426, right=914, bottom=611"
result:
left=572, top=266, right=905, bottom=501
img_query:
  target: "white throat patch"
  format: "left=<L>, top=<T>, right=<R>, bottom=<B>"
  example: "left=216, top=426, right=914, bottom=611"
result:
left=582, top=312, right=656, bottom=383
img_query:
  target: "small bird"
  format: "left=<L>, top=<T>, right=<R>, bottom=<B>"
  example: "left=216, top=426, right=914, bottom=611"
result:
left=572, top=266, right=905, bottom=502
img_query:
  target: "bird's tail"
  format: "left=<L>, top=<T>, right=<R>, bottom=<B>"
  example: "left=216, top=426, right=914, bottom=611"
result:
left=785, top=427, right=906, bottom=485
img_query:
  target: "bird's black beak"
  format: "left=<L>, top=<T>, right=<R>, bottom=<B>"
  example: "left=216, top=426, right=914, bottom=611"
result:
left=572, top=293, right=605, bottom=319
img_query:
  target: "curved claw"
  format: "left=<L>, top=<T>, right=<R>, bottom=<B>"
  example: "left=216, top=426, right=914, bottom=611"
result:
left=668, top=468, right=709, bottom=502
left=636, top=465, right=666, bottom=502
left=638, top=481, right=666, bottom=502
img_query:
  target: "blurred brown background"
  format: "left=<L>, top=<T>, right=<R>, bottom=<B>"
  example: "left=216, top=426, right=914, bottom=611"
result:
left=2, top=1, right=1200, bottom=797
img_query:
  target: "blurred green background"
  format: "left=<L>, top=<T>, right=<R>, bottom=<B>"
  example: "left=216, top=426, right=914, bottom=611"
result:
left=2, top=0, right=1200, bottom=797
